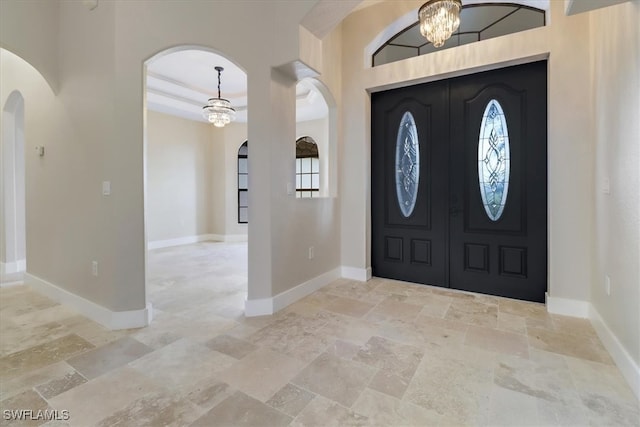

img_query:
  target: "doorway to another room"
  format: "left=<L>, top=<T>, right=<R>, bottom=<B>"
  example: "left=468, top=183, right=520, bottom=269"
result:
left=143, top=48, right=249, bottom=320
left=1, top=90, right=26, bottom=286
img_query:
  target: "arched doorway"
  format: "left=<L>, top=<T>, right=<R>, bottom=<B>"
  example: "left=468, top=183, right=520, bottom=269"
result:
left=1, top=90, right=26, bottom=284
left=143, top=46, right=249, bottom=319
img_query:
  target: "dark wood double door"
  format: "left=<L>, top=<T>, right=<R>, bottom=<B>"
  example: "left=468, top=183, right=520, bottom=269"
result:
left=371, top=61, right=547, bottom=302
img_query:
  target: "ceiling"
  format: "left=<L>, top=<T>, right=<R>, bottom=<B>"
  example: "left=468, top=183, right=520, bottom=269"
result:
left=146, top=49, right=328, bottom=124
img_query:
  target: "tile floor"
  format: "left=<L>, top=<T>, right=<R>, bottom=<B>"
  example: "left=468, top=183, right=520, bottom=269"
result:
left=1, top=242, right=638, bottom=426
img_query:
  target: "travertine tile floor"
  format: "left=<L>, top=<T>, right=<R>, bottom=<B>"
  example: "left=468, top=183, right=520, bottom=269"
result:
left=1, top=242, right=638, bottom=426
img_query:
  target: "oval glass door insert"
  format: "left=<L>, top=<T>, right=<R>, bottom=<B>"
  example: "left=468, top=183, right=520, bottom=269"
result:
left=478, top=99, right=510, bottom=221
left=395, top=111, right=420, bottom=217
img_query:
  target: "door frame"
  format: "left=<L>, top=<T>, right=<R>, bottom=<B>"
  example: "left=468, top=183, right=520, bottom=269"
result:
left=367, top=56, right=551, bottom=298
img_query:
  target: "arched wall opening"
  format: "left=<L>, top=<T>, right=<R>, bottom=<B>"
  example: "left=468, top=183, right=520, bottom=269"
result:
left=295, top=77, right=338, bottom=198
left=143, top=45, right=249, bottom=318
left=1, top=90, right=26, bottom=281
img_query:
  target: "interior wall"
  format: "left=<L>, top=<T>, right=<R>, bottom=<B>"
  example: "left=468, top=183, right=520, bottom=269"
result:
left=0, top=0, right=59, bottom=91
left=590, top=1, right=640, bottom=369
left=146, top=110, right=212, bottom=243
left=2, top=0, right=340, bottom=313
left=209, top=125, right=227, bottom=237
left=340, top=0, right=594, bottom=301
left=269, top=24, right=343, bottom=295
left=0, top=47, right=108, bottom=302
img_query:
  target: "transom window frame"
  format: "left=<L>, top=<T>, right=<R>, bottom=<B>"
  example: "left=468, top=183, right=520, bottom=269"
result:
left=372, top=3, right=546, bottom=67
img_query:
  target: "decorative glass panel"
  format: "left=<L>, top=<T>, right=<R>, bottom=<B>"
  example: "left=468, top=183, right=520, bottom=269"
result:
left=395, top=111, right=420, bottom=217
left=478, top=99, right=510, bottom=221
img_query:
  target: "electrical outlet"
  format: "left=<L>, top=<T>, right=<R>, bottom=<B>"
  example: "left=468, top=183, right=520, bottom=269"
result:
left=605, top=275, right=611, bottom=296
left=308, top=246, right=314, bottom=260
left=92, top=261, right=99, bottom=277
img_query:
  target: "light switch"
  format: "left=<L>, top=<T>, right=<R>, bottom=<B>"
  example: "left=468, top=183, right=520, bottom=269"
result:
left=603, top=178, right=610, bottom=194
left=102, top=181, right=111, bottom=196
left=287, top=182, right=294, bottom=196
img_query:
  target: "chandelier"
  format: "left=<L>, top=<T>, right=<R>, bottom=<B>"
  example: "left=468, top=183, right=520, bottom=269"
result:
left=418, top=0, right=462, bottom=48
left=202, top=66, right=236, bottom=127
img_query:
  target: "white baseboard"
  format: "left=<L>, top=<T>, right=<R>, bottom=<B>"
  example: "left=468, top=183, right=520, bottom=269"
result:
left=341, top=266, right=372, bottom=282
left=0, top=278, right=23, bottom=288
left=223, top=234, right=248, bottom=243
left=545, top=293, right=590, bottom=318
left=245, top=267, right=341, bottom=317
left=24, top=273, right=152, bottom=330
left=148, top=234, right=247, bottom=249
left=589, top=304, right=640, bottom=400
left=147, top=234, right=215, bottom=250
left=1, top=259, right=26, bottom=275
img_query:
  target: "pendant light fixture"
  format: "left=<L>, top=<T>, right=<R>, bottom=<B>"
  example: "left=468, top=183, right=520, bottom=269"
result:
left=202, top=66, right=236, bottom=127
left=418, top=0, right=462, bottom=48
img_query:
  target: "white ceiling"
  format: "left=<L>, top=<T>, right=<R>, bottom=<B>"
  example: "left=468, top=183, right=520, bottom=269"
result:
left=146, top=49, right=328, bottom=124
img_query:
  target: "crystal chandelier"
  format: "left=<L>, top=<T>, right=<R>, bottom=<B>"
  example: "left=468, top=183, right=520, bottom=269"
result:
left=203, top=66, right=236, bottom=127
left=418, top=0, right=462, bottom=48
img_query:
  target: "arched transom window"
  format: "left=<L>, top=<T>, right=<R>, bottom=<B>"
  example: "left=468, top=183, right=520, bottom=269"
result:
left=373, top=3, right=545, bottom=67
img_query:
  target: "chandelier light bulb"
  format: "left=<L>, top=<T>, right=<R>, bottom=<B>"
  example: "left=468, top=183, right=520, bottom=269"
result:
left=419, top=0, right=462, bottom=48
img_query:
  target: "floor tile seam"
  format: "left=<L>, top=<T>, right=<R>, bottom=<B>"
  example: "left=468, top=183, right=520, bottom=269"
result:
left=272, top=381, right=332, bottom=424
left=260, top=387, right=313, bottom=421
left=359, top=333, right=426, bottom=360
left=287, top=379, right=368, bottom=420
left=364, top=364, right=414, bottom=401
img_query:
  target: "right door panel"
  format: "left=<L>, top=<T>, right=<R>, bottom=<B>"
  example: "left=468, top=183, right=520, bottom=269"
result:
left=449, top=61, right=547, bottom=302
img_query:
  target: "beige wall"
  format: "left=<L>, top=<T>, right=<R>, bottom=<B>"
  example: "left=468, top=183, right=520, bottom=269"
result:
left=146, top=111, right=247, bottom=243
left=146, top=110, right=213, bottom=242
left=590, top=1, right=640, bottom=368
left=0, top=0, right=59, bottom=91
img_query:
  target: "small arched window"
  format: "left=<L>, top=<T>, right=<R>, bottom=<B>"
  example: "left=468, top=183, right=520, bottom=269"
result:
left=238, top=141, right=248, bottom=223
left=295, top=136, right=319, bottom=198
